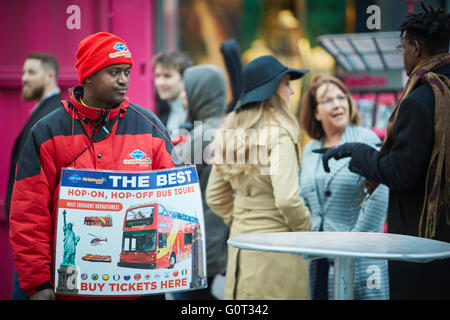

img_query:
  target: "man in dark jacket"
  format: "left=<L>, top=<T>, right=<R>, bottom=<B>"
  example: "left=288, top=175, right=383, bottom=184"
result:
left=316, top=4, right=450, bottom=299
left=5, top=52, right=61, bottom=221
left=9, top=32, right=175, bottom=300
left=5, top=52, right=61, bottom=300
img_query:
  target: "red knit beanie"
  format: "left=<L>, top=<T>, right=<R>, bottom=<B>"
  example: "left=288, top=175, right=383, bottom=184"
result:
left=75, top=32, right=133, bottom=84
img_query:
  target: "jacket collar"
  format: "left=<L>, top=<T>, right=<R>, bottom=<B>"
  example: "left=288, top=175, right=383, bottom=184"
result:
left=309, top=125, right=356, bottom=212
left=68, top=86, right=128, bottom=121
left=340, top=124, right=358, bottom=144
left=322, top=125, right=354, bottom=172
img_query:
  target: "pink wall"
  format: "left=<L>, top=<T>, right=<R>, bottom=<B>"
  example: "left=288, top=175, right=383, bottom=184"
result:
left=0, top=0, right=156, bottom=299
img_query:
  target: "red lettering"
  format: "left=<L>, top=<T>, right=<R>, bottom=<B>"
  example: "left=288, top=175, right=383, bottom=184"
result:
left=344, top=75, right=387, bottom=88
left=156, top=190, right=172, bottom=197
left=112, top=192, right=127, bottom=199
left=144, top=281, right=157, bottom=290
left=81, top=282, right=88, bottom=291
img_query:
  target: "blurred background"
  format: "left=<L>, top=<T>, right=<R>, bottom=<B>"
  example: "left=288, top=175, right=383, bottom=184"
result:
left=0, top=0, right=449, bottom=299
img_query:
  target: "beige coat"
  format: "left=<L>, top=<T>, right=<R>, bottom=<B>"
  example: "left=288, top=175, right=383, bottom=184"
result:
left=206, top=120, right=311, bottom=300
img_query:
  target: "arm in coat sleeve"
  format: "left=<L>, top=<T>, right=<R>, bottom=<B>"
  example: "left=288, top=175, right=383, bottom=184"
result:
left=131, top=104, right=177, bottom=169
left=349, top=97, right=434, bottom=192
left=270, top=133, right=311, bottom=231
left=153, top=137, right=177, bottom=169
left=351, top=131, right=389, bottom=232
left=205, top=165, right=234, bottom=225
left=299, top=141, right=315, bottom=211
left=351, top=183, right=389, bottom=232
left=9, top=129, right=58, bottom=296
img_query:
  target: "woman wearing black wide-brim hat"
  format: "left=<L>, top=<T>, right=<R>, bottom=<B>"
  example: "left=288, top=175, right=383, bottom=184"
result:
left=206, top=55, right=312, bottom=299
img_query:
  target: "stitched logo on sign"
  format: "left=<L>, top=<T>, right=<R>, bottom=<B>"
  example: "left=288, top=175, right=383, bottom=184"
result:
left=123, top=149, right=151, bottom=166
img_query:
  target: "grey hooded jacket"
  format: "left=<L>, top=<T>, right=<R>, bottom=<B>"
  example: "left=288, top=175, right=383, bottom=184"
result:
left=178, top=65, right=230, bottom=276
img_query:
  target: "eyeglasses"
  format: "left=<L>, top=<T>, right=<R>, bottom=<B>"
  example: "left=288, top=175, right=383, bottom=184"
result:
left=318, top=94, right=347, bottom=106
left=396, top=40, right=421, bottom=55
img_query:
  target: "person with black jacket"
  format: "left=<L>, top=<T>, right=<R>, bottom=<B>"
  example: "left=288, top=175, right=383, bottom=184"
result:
left=315, top=3, right=450, bottom=299
left=5, top=52, right=62, bottom=300
left=173, top=65, right=230, bottom=300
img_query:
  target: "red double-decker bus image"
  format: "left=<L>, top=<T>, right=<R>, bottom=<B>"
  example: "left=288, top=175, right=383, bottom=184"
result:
left=117, top=203, right=199, bottom=269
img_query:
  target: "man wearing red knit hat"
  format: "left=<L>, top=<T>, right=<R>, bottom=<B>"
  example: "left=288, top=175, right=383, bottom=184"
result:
left=9, top=32, right=176, bottom=300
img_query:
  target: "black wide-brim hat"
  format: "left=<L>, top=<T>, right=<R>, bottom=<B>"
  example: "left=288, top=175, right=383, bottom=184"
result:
left=234, top=55, right=309, bottom=111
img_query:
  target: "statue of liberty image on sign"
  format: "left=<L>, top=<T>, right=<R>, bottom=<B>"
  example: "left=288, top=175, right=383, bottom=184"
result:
left=56, top=210, right=80, bottom=294
left=62, top=210, right=80, bottom=266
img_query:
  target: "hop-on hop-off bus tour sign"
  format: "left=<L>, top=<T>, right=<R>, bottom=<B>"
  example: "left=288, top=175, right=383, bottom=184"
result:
left=54, top=166, right=207, bottom=296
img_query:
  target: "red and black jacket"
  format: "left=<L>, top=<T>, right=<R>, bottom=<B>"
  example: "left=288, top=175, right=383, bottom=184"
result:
left=9, top=86, right=176, bottom=296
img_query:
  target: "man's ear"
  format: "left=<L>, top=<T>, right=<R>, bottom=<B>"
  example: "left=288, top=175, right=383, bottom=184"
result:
left=47, top=69, right=56, bottom=82
left=413, top=40, right=422, bottom=58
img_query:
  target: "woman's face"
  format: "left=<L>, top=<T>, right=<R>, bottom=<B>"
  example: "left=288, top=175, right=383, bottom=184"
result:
left=314, top=83, right=350, bottom=132
left=276, top=74, right=294, bottom=107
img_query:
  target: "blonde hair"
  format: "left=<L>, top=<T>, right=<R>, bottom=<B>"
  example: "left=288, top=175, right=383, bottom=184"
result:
left=212, top=93, right=301, bottom=179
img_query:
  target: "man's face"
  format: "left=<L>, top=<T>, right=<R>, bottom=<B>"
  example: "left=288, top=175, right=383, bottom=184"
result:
left=401, top=36, right=420, bottom=76
left=21, top=59, right=47, bottom=101
left=87, top=64, right=131, bottom=108
left=154, top=64, right=184, bottom=102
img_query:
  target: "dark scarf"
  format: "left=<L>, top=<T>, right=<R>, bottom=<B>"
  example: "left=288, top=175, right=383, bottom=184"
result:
left=366, top=53, right=450, bottom=238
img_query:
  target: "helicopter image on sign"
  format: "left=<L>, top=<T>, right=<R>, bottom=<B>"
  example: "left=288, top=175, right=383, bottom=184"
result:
left=88, top=233, right=107, bottom=246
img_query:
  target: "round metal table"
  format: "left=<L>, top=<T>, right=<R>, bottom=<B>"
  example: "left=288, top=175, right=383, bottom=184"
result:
left=227, top=232, right=450, bottom=300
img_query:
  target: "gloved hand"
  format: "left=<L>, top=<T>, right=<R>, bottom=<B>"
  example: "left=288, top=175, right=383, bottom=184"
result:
left=30, top=288, right=55, bottom=300
left=313, top=142, right=364, bottom=173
